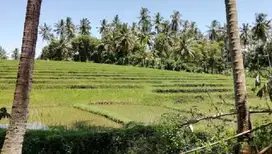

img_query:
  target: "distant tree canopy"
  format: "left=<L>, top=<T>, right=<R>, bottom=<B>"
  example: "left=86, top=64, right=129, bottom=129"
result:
left=38, top=10, right=272, bottom=74
left=0, top=46, right=8, bottom=60
left=11, top=48, right=20, bottom=60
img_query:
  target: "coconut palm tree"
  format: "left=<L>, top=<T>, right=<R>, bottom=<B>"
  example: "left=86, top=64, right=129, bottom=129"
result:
left=161, top=20, right=171, bottom=33
left=252, top=13, right=271, bottom=42
left=240, top=23, right=251, bottom=48
left=138, top=8, right=152, bottom=33
left=153, top=32, right=174, bottom=59
left=39, top=23, right=54, bottom=42
left=131, top=22, right=139, bottom=32
left=189, top=22, right=203, bottom=40
left=173, top=33, right=196, bottom=61
left=0, top=46, right=7, bottom=60
left=138, top=31, right=155, bottom=50
left=115, top=23, right=136, bottom=64
left=54, top=19, right=66, bottom=40
left=207, top=20, right=221, bottom=41
left=252, top=13, right=272, bottom=68
left=65, top=17, right=76, bottom=41
left=182, top=20, right=190, bottom=32
left=11, top=48, right=20, bottom=60
left=224, top=0, right=251, bottom=153
left=79, top=18, right=91, bottom=35
left=170, top=11, right=182, bottom=33
left=112, top=15, right=121, bottom=29
left=1, top=0, right=42, bottom=153
left=154, top=12, right=163, bottom=34
left=54, top=19, right=66, bottom=39
left=99, top=19, right=108, bottom=35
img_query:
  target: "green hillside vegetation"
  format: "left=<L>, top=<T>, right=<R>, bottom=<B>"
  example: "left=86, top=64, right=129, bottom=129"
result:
left=1, top=1, right=272, bottom=153
left=0, top=60, right=269, bottom=131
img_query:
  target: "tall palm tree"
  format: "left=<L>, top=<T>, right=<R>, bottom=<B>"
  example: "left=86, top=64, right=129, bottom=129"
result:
left=240, top=23, right=251, bottom=49
left=207, top=20, right=221, bottom=41
left=131, top=22, right=138, bottom=32
left=173, top=33, right=196, bottom=61
left=97, top=30, right=117, bottom=63
left=1, top=0, right=42, bottom=153
left=182, top=20, right=190, bottom=32
left=225, top=0, right=251, bottom=153
left=138, top=8, right=152, bottom=33
left=65, top=17, right=76, bottom=40
left=154, top=12, right=163, bottom=34
left=0, top=46, right=7, bottom=60
left=115, top=23, right=136, bottom=61
left=161, top=20, right=171, bottom=33
left=252, top=13, right=271, bottom=42
left=138, top=32, right=155, bottom=51
left=112, top=15, right=121, bottom=29
left=79, top=18, right=91, bottom=35
left=153, top=32, right=174, bottom=59
left=189, top=21, right=202, bottom=40
left=99, top=19, right=108, bottom=35
left=11, top=48, right=20, bottom=60
left=54, top=19, right=66, bottom=40
left=170, top=11, right=182, bottom=33
left=252, top=13, right=272, bottom=69
left=39, top=23, right=54, bottom=42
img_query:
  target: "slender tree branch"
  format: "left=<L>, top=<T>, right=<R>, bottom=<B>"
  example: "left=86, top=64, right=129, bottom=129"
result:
left=179, top=110, right=272, bottom=127
left=250, top=109, right=272, bottom=114
left=259, top=144, right=272, bottom=154
left=180, top=122, right=272, bottom=154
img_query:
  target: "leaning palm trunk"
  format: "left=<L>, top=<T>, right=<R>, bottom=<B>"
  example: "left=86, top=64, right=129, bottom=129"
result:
left=224, top=0, right=251, bottom=153
left=1, top=0, right=42, bottom=153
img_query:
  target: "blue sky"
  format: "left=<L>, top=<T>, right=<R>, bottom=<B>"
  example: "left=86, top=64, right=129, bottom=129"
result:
left=0, top=0, right=271, bottom=57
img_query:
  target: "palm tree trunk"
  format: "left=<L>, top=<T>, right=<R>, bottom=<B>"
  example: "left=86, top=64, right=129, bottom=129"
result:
left=224, top=0, right=251, bottom=153
left=1, top=0, right=42, bottom=154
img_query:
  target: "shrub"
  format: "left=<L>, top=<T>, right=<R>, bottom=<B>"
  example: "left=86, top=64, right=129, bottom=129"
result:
left=0, top=122, right=270, bottom=153
left=0, top=125, right=208, bottom=154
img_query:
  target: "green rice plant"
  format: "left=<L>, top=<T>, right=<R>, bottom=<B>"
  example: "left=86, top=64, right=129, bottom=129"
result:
left=75, top=104, right=130, bottom=124
left=153, top=87, right=233, bottom=93
left=0, top=60, right=263, bottom=128
left=75, top=104, right=181, bottom=124
left=0, top=106, right=121, bottom=128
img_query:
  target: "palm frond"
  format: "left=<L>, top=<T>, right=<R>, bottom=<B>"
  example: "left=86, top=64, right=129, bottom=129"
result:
left=0, top=107, right=10, bottom=120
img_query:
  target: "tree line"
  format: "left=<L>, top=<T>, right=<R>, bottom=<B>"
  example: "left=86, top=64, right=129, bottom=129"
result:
left=0, top=0, right=268, bottom=153
left=0, top=47, right=20, bottom=60
left=38, top=9, right=272, bottom=74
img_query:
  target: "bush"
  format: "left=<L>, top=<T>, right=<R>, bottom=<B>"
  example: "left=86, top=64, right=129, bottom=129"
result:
left=0, top=122, right=270, bottom=153
left=0, top=125, right=209, bottom=154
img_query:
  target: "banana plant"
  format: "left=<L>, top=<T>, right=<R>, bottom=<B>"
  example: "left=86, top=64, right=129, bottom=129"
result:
left=256, top=76, right=272, bottom=101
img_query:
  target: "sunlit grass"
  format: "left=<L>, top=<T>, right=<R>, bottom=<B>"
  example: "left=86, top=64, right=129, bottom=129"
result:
left=0, top=106, right=121, bottom=128
left=82, top=104, right=179, bottom=124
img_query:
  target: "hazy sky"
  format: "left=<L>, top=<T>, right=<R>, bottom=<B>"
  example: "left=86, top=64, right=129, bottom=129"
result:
left=0, top=0, right=271, bottom=57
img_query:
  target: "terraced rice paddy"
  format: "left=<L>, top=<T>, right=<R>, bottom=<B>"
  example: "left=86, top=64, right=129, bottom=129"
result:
left=0, top=60, right=270, bottom=130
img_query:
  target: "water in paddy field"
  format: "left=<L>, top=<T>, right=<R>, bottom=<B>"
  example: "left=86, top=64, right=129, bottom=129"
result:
left=0, top=122, right=48, bottom=130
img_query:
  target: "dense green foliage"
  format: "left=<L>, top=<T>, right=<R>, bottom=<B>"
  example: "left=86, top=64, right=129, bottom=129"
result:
left=0, top=46, right=7, bottom=60
left=0, top=122, right=270, bottom=154
left=0, top=126, right=210, bottom=154
left=11, top=48, right=20, bottom=60
left=37, top=10, right=272, bottom=74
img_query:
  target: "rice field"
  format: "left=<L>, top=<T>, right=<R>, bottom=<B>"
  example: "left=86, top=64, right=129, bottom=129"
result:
left=0, top=60, right=270, bottom=130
